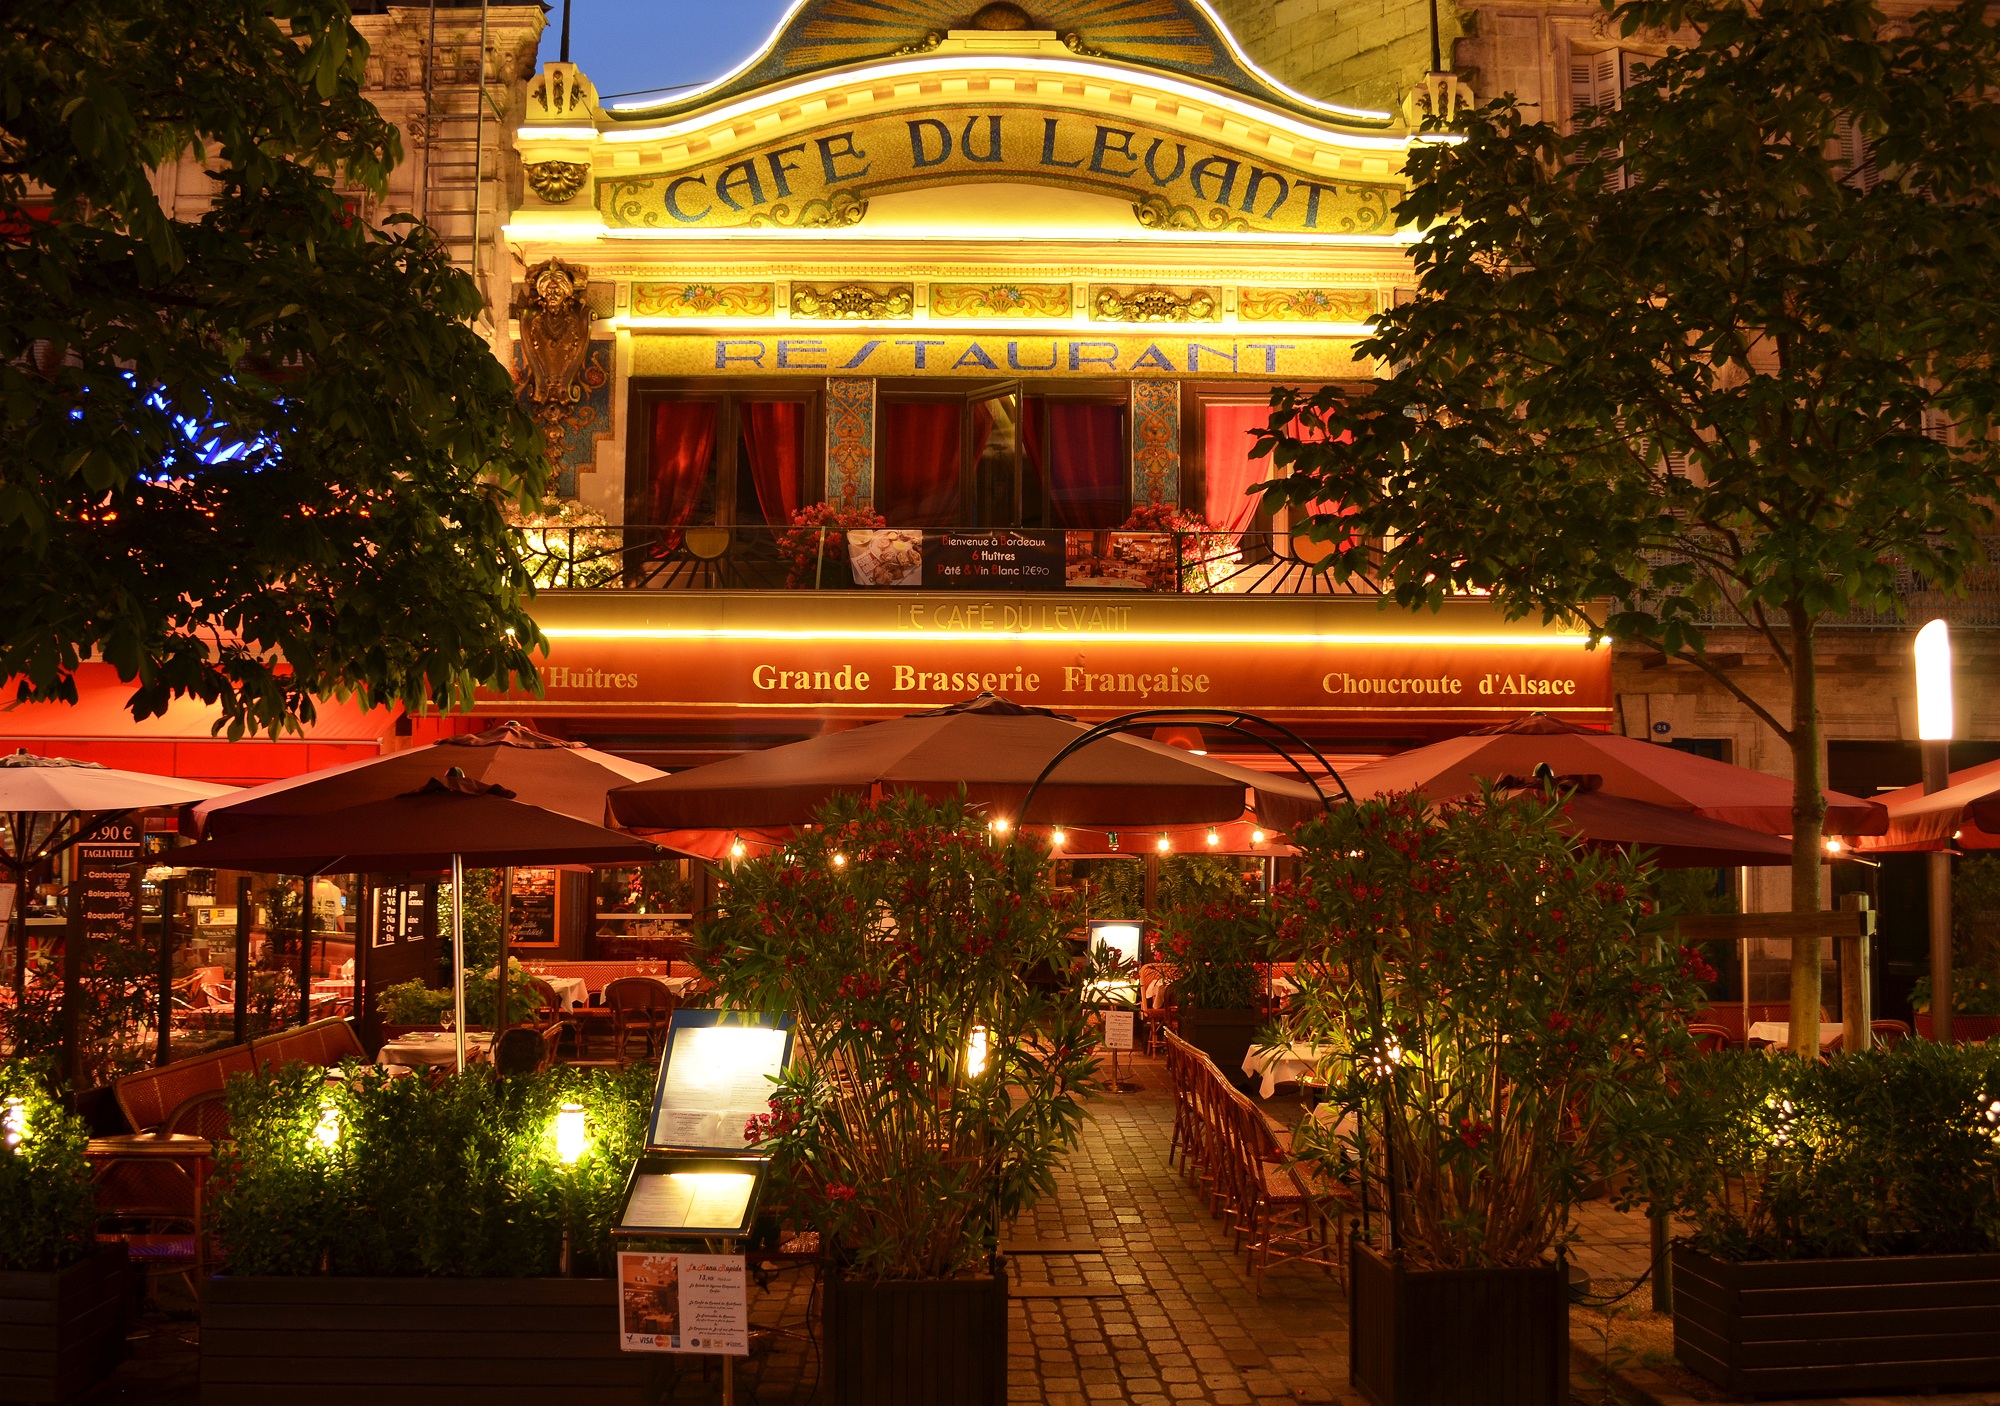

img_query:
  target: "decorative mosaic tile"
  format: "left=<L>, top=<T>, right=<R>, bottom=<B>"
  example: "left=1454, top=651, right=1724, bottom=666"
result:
left=825, top=377, right=876, bottom=509
left=1130, top=379, right=1181, bottom=507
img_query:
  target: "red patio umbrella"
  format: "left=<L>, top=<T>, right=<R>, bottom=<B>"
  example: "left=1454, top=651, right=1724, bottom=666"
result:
left=1344, top=714, right=1887, bottom=836
left=608, top=695, right=1327, bottom=834
left=1854, top=757, right=2000, bottom=852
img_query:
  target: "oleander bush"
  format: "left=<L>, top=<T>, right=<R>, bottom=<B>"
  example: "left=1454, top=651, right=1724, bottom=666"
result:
left=0, top=1060, right=97, bottom=1272
left=1659, top=1041, right=2000, bottom=1261
left=210, top=1061, right=653, bottom=1277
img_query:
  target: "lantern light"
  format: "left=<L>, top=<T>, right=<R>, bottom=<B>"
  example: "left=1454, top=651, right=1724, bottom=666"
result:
left=1156, top=834, right=1171, bottom=854
left=2, top=1095, right=27, bottom=1149
left=556, top=1102, right=588, bottom=1164
left=966, top=1026, right=989, bottom=1078
left=1916, top=619, right=1954, bottom=741
left=1205, top=828, right=1221, bottom=847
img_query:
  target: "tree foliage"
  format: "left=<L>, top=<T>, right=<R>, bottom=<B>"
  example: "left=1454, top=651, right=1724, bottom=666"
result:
left=1, top=0, right=548, bottom=737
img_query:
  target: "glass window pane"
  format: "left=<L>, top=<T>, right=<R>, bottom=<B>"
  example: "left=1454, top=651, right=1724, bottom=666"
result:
left=878, top=400, right=963, bottom=526
left=1043, top=401, right=1126, bottom=529
left=648, top=400, right=718, bottom=525
left=971, top=394, right=1019, bottom=528
left=736, top=400, right=807, bottom=526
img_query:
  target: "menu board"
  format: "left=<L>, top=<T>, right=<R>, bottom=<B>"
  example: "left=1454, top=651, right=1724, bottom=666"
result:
left=75, top=819, right=140, bottom=942
left=923, top=530, right=1064, bottom=589
left=508, top=866, right=558, bottom=947
left=1103, top=1009, right=1136, bottom=1051
left=372, top=884, right=429, bottom=947
left=618, top=1252, right=748, bottom=1355
left=648, top=1014, right=793, bottom=1151
left=620, top=1171, right=758, bottom=1235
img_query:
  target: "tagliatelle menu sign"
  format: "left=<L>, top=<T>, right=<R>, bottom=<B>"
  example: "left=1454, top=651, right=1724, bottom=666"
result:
left=479, top=592, right=1613, bottom=726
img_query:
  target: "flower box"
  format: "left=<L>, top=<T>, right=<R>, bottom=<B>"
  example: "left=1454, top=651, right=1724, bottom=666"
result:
left=822, top=1263, right=1006, bottom=1406
left=198, top=1275, right=664, bottom=1405
left=1349, top=1240, right=1567, bottom=1406
left=1672, top=1244, right=2000, bottom=1396
left=0, top=1245, right=132, bottom=1404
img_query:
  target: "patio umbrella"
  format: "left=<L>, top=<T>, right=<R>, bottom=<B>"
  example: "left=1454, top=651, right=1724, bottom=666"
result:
left=0, top=751, right=237, bottom=1088
left=1508, top=781, right=1795, bottom=868
left=173, top=771, right=661, bottom=1070
left=1343, top=714, right=1887, bottom=836
left=608, top=695, right=1327, bottom=833
left=188, top=719, right=664, bottom=837
left=1854, top=758, right=2000, bottom=852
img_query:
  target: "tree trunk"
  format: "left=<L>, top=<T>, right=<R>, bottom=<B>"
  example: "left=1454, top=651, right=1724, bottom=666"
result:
left=1787, top=609, right=1827, bottom=1057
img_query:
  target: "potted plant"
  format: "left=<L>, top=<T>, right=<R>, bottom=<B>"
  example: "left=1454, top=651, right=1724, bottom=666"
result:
left=1271, top=788, right=1703, bottom=1406
left=202, top=1061, right=663, bottom=1403
left=1658, top=1041, right=2000, bottom=1396
left=0, top=1062, right=130, bottom=1403
left=697, top=792, right=1094, bottom=1406
left=1154, top=881, right=1267, bottom=1083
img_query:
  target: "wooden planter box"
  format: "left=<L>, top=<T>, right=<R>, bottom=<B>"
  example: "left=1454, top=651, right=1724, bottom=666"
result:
left=200, top=1275, right=665, bottom=1405
left=823, top=1263, right=1006, bottom=1406
left=1673, top=1244, right=2000, bottom=1396
left=1349, top=1239, right=1566, bottom=1406
left=1179, top=1008, right=1262, bottom=1086
left=0, top=1245, right=132, bottom=1403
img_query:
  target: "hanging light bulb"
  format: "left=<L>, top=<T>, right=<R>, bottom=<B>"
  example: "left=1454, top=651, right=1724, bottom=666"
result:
left=966, top=1026, right=989, bottom=1078
left=1251, top=829, right=1267, bottom=845
left=1205, top=828, right=1221, bottom=847
left=728, top=837, right=746, bottom=861
left=556, top=1102, right=588, bottom=1164
left=1156, top=833, right=1171, bottom=854
left=990, top=817, right=1011, bottom=835
left=1824, top=838, right=1843, bottom=855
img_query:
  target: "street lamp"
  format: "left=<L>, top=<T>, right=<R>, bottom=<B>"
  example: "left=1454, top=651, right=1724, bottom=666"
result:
left=1915, top=619, right=1954, bottom=1043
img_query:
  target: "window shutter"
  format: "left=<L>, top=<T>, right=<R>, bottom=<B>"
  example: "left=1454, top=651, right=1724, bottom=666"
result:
left=1569, top=50, right=1623, bottom=129
left=1836, top=114, right=1880, bottom=192
left=1920, top=407, right=1952, bottom=445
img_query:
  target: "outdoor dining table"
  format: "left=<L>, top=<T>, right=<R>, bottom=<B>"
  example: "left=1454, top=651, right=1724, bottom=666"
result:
left=1748, top=1021, right=1843, bottom=1048
left=377, top=1030, right=494, bottom=1069
left=1243, top=1042, right=1339, bottom=1099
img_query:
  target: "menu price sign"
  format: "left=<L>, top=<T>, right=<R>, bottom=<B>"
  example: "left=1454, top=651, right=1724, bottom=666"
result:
left=372, top=884, right=429, bottom=947
left=508, top=867, right=558, bottom=947
left=923, top=530, right=1064, bottom=589
left=650, top=1019, right=792, bottom=1150
left=75, top=819, right=140, bottom=941
left=1102, top=1009, right=1136, bottom=1051
left=618, top=1252, right=748, bottom=1355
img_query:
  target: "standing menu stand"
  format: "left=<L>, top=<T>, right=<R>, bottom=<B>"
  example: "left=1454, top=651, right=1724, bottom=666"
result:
left=614, top=1010, right=795, bottom=1400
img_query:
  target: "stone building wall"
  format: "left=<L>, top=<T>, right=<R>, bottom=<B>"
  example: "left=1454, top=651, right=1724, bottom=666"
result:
left=1208, top=0, right=1465, bottom=117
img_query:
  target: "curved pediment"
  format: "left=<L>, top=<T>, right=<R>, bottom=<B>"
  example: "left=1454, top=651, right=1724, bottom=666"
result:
left=609, top=0, right=1393, bottom=129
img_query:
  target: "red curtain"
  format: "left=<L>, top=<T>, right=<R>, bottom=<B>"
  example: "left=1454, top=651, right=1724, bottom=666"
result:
left=740, top=401, right=805, bottom=524
left=1201, top=403, right=1272, bottom=534
left=1045, top=402, right=1126, bottom=529
left=648, top=400, right=716, bottom=526
left=878, top=401, right=962, bottom=526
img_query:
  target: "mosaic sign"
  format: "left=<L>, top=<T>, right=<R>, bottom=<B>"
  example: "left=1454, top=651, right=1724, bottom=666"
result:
left=595, top=106, right=1398, bottom=236
left=631, top=332, right=1363, bottom=380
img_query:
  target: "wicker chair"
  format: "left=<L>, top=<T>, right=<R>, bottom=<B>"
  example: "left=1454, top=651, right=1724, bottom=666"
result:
left=603, top=977, right=678, bottom=1066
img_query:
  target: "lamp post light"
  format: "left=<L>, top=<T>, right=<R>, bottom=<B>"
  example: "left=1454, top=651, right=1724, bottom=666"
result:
left=1915, top=619, right=1954, bottom=1044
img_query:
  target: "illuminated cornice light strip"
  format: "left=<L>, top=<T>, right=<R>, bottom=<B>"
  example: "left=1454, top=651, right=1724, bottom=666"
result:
left=518, top=127, right=600, bottom=141
left=539, top=626, right=1596, bottom=647
left=586, top=57, right=1410, bottom=152
left=501, top=218, right=1419, bottom=248
left=598, top=0, right=1391, bottom=127
left=608, top=316, right=1378, bottom=337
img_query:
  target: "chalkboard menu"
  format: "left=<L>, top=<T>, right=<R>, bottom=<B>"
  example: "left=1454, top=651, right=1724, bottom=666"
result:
left=75, top=819, right=140, bottom=942
left=509, top=867, right=558, bottom=947
left=922, top=530, right=1064, bottom=589
left=372, top=883, right=430, bottom=947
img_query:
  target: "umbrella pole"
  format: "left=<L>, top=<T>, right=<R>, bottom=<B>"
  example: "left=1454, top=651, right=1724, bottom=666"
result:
left=233, top=877, right=251, bottom=1045
left=295, top=875, right=312, bottom=1028
left=156, top=871, right=178, bottom=1067
left=452, top=854, right=467, bottom=1074
left=61, top=875, right=83, bottom=1099
left=496, top=867, right=513, bottom=1033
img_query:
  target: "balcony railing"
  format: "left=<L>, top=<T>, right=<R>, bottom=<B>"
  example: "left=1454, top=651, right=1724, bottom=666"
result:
left=511, top=523, right=1388, bottom=596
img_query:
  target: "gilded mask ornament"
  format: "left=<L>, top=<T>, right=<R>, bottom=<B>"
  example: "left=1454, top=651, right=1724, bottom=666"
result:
left=526, top=161, right=591, bottom=204
left=514, top=259, right=594, bottom=413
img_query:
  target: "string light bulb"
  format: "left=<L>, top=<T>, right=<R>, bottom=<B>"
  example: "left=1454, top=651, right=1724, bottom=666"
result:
left=1050, top=828, right=1067, bottom=847
left=728, top=837, right=746, bottom=861
left=1251, top=829, right=1267, bottom=845
left=1824, top=838, right=1843, bottom=855
left=556, top=1102, right=588, bottom=1164
left=1205, top=828, right=1221, bottom=847
left=990, top=817, right=1011, bottom=835
left=1156, top=833, right=1171, bottom=854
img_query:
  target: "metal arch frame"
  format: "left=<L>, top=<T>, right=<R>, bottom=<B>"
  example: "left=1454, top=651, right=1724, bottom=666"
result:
left=1015, top=707, right=1354, bottom=829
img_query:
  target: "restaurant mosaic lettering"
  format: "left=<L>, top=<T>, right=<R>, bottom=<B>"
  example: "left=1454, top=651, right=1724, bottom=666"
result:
left=596, top=107, right=1398, bottom=236
left=628, top=334, right=1361, bottom=382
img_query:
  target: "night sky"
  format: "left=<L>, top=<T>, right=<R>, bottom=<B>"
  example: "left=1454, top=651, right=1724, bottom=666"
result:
left=536, top=0, right=800, bottom=105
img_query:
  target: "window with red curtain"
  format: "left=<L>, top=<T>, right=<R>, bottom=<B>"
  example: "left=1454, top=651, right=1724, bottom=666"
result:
left=1201, top=402, right=1272, bottom=534
left=738, top=400, right=805, bottom=525
left=1036, top=400, right=1126, bottom=529
left=648, top=400, right=717, bottom=526
left=878, top=401, right=963, bottom=526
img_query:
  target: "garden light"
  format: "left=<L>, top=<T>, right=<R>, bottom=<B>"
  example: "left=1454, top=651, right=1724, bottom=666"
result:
left=1156, top=833, right=1171, bottom=854
left=966, top=1026, right=989, bottom=1078
left=832, top=852, right=847, bottom=868
left=1765, top=1096, right=1798, bottom=1148
left=1915, top=619, right=1954, bottom=741
left=1205, top=828, right=1221, bottom=847
left=313, top=1099, right=342, bottom=1150
left=1365, top=1039, right=1403, bottom=1079
left=1983, top=1098, right=2000, bottom=1147
left=2, top=1095, right=27, bottom=1148
left=556, top=1102, right=588, bottom=1164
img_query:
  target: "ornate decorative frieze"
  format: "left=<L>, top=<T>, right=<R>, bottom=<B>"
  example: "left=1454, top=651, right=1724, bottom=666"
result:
left=630, top=283, right=775, bottom=317
left=825, top=379, right=877, bottom=510
left=744, top=191, right=869, bottom=229
left=1237, top=287, right=1376, bottom=322
left=525, top=160, right=590, bottom=204
left=1130, top=381, right=1181, bottom=507
left=791, top=283, right=915, bottom=320
left=1133, top=196, right=1250, bottom=234
left=928, top=283, right=1072, bottom=319
left=1091, top=285, right=1221, bottom=323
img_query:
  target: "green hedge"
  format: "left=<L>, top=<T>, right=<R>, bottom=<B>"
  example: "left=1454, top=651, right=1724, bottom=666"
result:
left=1665, top=1042, right=2000, bottom=1261
left=210, top=1062, right=653, bottom=1277
left=0, top=1061, right=97, bottom=1272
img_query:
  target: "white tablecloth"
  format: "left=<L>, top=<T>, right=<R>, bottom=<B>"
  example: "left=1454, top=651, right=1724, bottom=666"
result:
left=1748, top=1021, right=1843, bottom=1048
left=538, top=975, right=588, bottom=1011
left=377, top=1032, right=492, bottom=1068
left=1242, top=1043, right=1336, bottom=1099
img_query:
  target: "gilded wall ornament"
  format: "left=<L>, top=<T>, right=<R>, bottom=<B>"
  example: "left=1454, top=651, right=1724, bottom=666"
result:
left=1061, top=32, right=1106, bottom=58
left=745, top=190, right=869, bottom=229
left=1132, top=195, right=1251, bottom=233
left=511, top=258, right=594, bottom=413
left=630, top=283, right=775, bottom=317
left=1092, top=286, right=1220, bottom=323
left=527, top=61, right=596, bottom=122
left=525, top=161, right=591, bottom=204
left=892, top=30, right=945, bottom=55
left=1238, top=287, right=1376, bottom=322
left=928, top=283, right=1072, bottom=319
left=791, top=283, right=915, bottom=320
